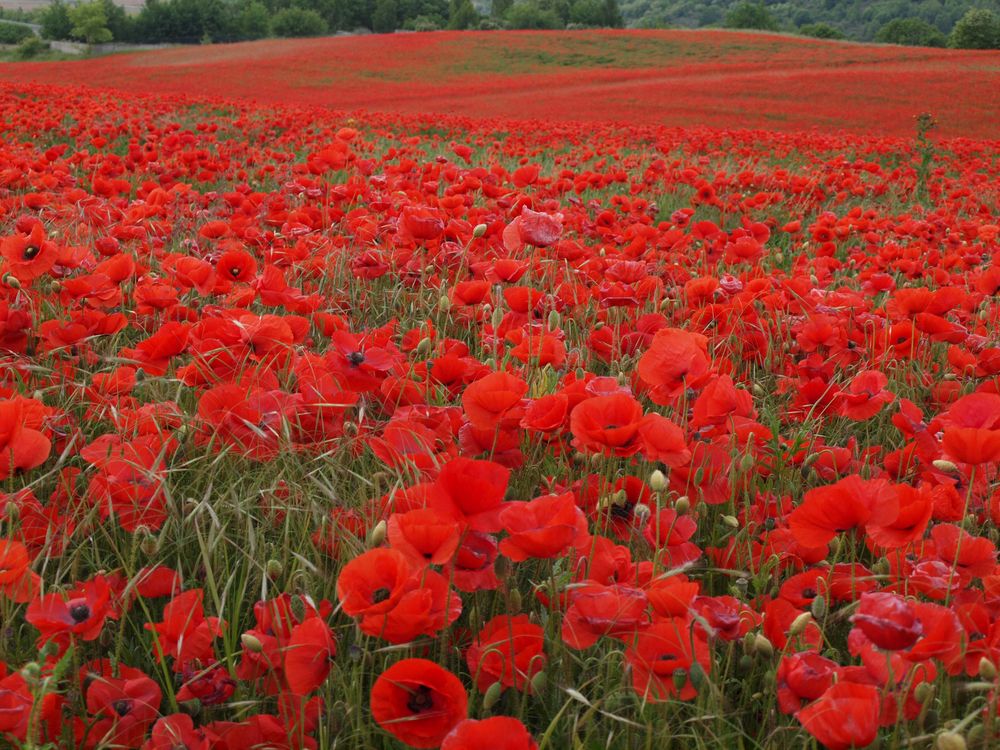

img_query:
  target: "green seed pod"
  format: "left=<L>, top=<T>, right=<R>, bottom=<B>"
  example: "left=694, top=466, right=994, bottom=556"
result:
left=674, top=496, right=690, bottom=515
left=978, top=656, right=997, bottom=682
left=810, top=595, right=827, bottom=620
left=547, top=309, right=561, bottom=331
left=530, top=670, right=547, bottom=694
left=472, top=223, right=488, bottom=238
left=438, top=295, right=451, bottom=312
left=754, top=634, right=774, bottom=660
left=936, top=731, right=967, bottom=750
left=671, top=668, right=688, bottom=692
left=508, top=588, right=522, bottom=615
left=789, top=611, right=812, bottom=637
left=483, top=681, right=503, bottom=711
left=241, top=633, right=263, bottom=653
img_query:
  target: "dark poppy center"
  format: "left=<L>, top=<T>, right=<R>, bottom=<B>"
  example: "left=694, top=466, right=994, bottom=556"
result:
left=69, top=603, right=91, bottom=623
left=112, top=699, right=132, bottom=717
left=229, top=266, right=242, bottom=277
left=347, top=351, right=366, bottom=365
left=23, top=245, right=40, bottom=261
left=372, top=587, right=391, bottom=603
left=407, top=685, right=434, bottom=713
left=802, top=588, right=816, bottom=599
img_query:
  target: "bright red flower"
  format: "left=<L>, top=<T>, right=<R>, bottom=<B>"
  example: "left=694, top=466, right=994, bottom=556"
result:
left=370, top=659, right=467, bottom=749
left=466, top=615, right=546, bottom=693
left=499, top=492, right=588, bottom=562
left=796, top=681, right=880, bottom=750
left=626, top=616, right=712, bottom=701
left=441, top=717, right=538, bottom=750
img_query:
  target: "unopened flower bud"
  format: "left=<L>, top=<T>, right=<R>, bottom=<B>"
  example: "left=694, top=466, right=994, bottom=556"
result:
left=674, top=496, right=690, bottom=515
left=936, top=731, right=967, bottom=750
left=978, top=656, right=997, bottom=682
left=933, top=459, right=958, bottom=473
left=648, top=470, right=667, bottom=493
left=265, top=559, right=283, bottom=580
left=789, top=611, right=812, bottom=637
left=753, top=634, right=774, bottom=659
left=530, top=670, right=547, bottom=693
left=472, top=223, right=487, bottom=238
left=369, top=520, right=387, bottom=547
left=483, top=680, right=503, bottom=710
left=810, top=595, right=827, bottom=620
left=241, top=633, right=263, bottom=653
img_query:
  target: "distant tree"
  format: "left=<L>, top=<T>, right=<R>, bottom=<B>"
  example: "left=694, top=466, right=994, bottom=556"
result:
left=239, top=1, right=271, bottom=39
left=949, top=8, right=1000, bottom=48
left=16, top=35, right=49, bottom=59
left=799, top=22, right=845, bottom=40
left=492, top=0, right=514, bottom=19
left=448, top=0, right=480, bottom=29
left=69, top=1, right=114, bottom=45
left=0, top=21, right=35, bottom=44
left=875, top=17, right=946, bottom=47
left=505, top=2, right=561, bottom=29
left=569, top=0, right=621, bottom=27
left=40, top=0, right=74, bottom=40
left=724, top=2, right=778, bottom=32
left=272, top=7, right=330, bottom=36
left=372, top=0, right=398, bottom=32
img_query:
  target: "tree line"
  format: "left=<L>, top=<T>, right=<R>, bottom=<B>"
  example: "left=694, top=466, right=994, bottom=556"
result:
left=34, top=0, right=623, bottom=44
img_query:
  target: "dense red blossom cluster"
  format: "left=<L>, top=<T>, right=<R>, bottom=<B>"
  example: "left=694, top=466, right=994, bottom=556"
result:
left=0, top=69, right=998, bottom=749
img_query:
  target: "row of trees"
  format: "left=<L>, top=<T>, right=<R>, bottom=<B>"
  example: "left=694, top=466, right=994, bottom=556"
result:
left=37, top=0, right=623, bottom=44
left=721, top=2, right=1000, bottom=48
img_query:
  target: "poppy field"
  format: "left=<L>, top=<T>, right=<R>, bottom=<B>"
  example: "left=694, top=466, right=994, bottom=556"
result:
left=0, top=28, right=999, bottom=750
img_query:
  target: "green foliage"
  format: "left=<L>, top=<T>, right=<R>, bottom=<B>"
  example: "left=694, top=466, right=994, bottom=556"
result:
left=16, top=35, right=49, bottom=59
left=239, top=1, right=272, bottom=39
left=272, top=7, right=330, bottom=36
left=798, top=21, right=844, bottom=38
left=875, top=17, right=946, bottom=46
left=493, top=0, right=515, bottom=17
left=448, top=0, right=481, bottom=28
left=569, top=0, right=624, bottom=26
left=372, top=0, right=399, bottom=31
left=505, top=1, right=563, bottom=27
left=620, top=0, right=1000, bottom=43
left=949, top=7, right=1000, bottom=47
left=0, top=21, right=35, bottom=45
left=40, top=0, right=74, bottom=41
left=69, top=1, right=114, bottom=45
left=724, top=1, right=779, bottom=31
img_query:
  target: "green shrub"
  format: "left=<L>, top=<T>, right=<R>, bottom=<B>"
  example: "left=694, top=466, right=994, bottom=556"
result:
left=271, top=7, right=329, bottom=38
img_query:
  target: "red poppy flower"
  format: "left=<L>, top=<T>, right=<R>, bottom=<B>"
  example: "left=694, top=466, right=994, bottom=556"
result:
left=461, top=371, right=528, bottom=431
left=142, top=714, right=209, bottom=750
left=626, top=616, right=712, bottom=702
left=370, top=659, right=467, bottom=749
left=937, top=392, right=1000, bottom=464
left=429, top=456, right=511, bottom=533
left=850, top=592, right=922, bottom=651
left=562, top=584, right=649, bottom=649
left=284, top=615, right=336, bottom=695
left=569, top=393, right=645, bottom=457
left=1, top=223, right=58, bottom=283
left=789, top=475, right=898, bottom=548
left=441, top=717, right=538, bottom=750
left=776, top=651, right=839, bottom=715
left=796, top=681, right=880, bottom=750
left=466, top=615, right=546, bottom=693
left=499, top=492, right=588, bottom=562
left=387, top=508, right=463, bottom=567
left=144, top=588, right=223, bottom=669
left=27, top=574, right=115, bottom=646
left=637, top=328, right=713, bottom=406
left=79, top=661, right=162, bottom=750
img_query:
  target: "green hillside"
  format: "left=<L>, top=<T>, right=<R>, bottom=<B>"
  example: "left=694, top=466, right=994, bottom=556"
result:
left=624, top=0, right=1000, bottom=40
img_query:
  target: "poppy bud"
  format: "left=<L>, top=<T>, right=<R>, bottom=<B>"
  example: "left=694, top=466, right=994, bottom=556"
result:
left=414, top=336, right=433, bottom=357
left=753, top=634, right=774, bottom=659
left=739, top=453, right=755, bottom=473
left=369, top=520, right=387, bottom=547
left=810, top=595, right=827, bottom=620
left=241, top=633, right=263, bottom=653
left=438, top=295, right=451, bottom=312
left=936, top=731, right=967, bottom=750
left=343, top=421, right=357, bottom=435
left=2, top=274, right=20, bottom=289
left=138, top=527, right=158, bottom=556
left=722, top=515, right=739, bottom=529
left=774, top=252, right=784, bottom=263
left=674, top=496, right=690, bottom=514
left=491, top=306, right=504, bottom=329
left=789, top=612, right=812, bottom=637
left=265, top=559, right=283, bottom=580
left=530, top=670, right=547, bottom=693
left=828, top=536, right=842, bottom=557
left=914, top=682, right=935, bottom=704
left=648, top=469, right=667, bottom=492
left=483, top=680, right=503, bottom=710
left=671, top=668, right=688, bottom=692
left=689, top=662, right=707, bottom=689
left=20, top=662, right=40, bottom=686
left=508, top=588, right=522, bottom=615
left=547, top=310, right=561, bottom=330
left=978, top=656, right=997, bottom=681
left=633, top=503, right=651, bottom=522
left=752, top=383, right=765, bottom=396
left=473, top=223, right=487, bottom=238
left=494, top=555, right=511, bottom=580
left=933, top=459, right=958, bottom=473
left=738, top=654, right=753, bottom=673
